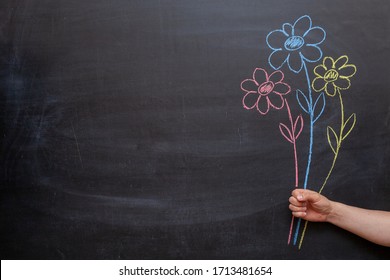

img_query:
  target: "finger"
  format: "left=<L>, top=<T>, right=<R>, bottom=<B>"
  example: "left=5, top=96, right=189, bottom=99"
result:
left=292, top=189, right=321, bottom=203
left=292, top=211, right=307, bottom=218
left=289, top=196, right=306, bottom=207
left=289, top=204, right=307, bottom=212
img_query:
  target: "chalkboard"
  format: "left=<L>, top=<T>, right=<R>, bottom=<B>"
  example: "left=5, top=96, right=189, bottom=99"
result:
left=1, top=0, right=389, bottom=259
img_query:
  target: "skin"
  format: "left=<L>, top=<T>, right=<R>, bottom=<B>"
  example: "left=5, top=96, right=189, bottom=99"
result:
left=289, top=189, right=390, bottom=247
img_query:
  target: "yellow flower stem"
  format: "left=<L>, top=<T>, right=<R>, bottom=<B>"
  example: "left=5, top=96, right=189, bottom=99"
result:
left=319, top=88, right=345, bottom=194
left=298, top=88, right=345, bottom=249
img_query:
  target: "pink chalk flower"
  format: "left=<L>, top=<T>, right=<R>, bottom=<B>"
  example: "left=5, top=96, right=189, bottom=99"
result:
left=240, top=68, right=291, bottom=115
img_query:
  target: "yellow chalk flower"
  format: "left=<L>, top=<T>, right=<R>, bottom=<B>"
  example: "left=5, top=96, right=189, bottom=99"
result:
left=312, top=55, right=356, bottom=96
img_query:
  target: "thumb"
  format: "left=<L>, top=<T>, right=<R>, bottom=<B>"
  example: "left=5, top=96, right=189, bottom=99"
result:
left=292, top=189, right=321, bottom=203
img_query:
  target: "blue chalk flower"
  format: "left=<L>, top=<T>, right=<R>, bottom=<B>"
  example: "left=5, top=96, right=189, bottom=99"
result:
left=266, top=15, right=326, bottom=73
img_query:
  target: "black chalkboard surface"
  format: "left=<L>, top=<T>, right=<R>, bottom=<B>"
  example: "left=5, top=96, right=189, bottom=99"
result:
left=1, top=0, right=389, bottom=259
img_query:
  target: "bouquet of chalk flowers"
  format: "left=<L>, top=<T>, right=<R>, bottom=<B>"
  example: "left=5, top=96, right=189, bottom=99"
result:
left=240, top=15, right=357, bottom=249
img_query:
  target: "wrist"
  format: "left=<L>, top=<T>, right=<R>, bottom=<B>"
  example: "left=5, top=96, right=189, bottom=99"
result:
left=325, top=200, right=342, bottom=224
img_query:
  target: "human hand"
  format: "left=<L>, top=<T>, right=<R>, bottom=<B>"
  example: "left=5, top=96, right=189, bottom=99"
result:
left=289, top=189, right=333, bottom=222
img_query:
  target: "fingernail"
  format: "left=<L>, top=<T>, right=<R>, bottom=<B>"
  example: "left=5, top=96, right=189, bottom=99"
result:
left=297, top=194, right=303, bottom=200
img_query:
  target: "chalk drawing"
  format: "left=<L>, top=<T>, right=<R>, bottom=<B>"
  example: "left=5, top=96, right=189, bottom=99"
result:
left=241, top=67, right=304, bottom=245
left=266, top=15, right=326, bottom=74
left=298, top=55, right=357, bottom=249
left=282, top=97, right=304, bottom=244
left=241, top=68, right=291, bottom=114
left=266, top=15, right=327, bottom=245
left=241, top=15, right=357, bottom=249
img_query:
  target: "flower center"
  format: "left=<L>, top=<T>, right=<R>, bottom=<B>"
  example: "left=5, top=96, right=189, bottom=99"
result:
left=324, top=69, right=339, bottom=82
left=284, top=36, right=305, bottom=51
left=258, top=81, right=274, bottom=96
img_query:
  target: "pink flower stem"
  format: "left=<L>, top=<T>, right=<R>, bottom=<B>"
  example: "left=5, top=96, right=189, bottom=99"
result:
left=284, top=98, right=299, bottom=245
left=285, top=99, right=299, bottom=188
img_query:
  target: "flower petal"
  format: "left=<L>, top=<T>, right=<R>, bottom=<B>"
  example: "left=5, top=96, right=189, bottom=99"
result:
left=312, top=77, right=326, bottom=92
left=268, top=50, right=289, bottom=70
left=287, top=52, right=304, bottom=73
left=256, top=96, right=270, bottom=115
left=253, top=68, right=269, bottom=84
left=268, top=94, right=285, bottom=110
left=314, top=64, right=327, bottom=77
left=300, top=45, right=322, bottom=63
left=304, top=26, right=326, bottom=45
left=325, top=82, right=337, bottom=97
left=339, top=64, right=357, bottom=78
left=269, top=70, right=284, bottom=83
left=293, top=15, right=312, bottom=37
left=282, top=23, right=293, bottom=36
left=323, top=56, right=335, bottom=70
left=273, top=82, right=291, bottom=95
left=266, top=29, right=288, bottom=50
left=334, top=55, right=349, bottom=69
left=334, top=77, right=351, bottom=90
left=240, top=79, right=259, bottom=92
left=242, top=92, right=260, bottom=109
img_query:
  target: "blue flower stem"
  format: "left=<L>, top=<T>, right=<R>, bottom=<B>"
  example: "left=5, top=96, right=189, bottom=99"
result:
left=293, top=61, right=314, bottom=245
